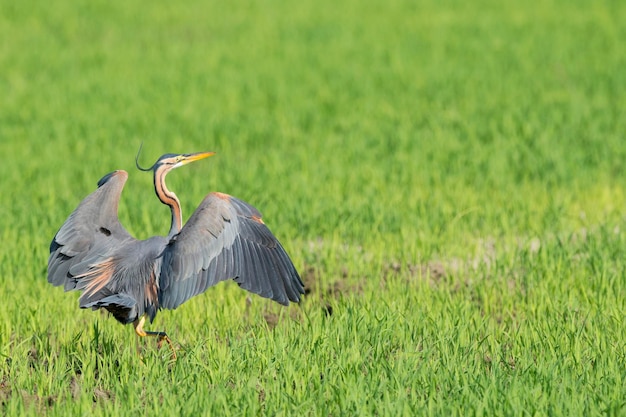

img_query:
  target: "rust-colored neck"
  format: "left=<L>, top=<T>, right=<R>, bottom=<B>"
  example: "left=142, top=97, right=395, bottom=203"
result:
left=154, top=167, right=182, bottom=238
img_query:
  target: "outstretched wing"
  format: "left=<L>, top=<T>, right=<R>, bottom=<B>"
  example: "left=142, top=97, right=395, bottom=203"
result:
left=48, top=170, right=134, bottom=291
left=158, top=192, right=304, bottom=309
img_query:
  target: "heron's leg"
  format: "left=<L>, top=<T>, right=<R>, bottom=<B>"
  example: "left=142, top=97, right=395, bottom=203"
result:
left=133, top=315, right=177, bottom=360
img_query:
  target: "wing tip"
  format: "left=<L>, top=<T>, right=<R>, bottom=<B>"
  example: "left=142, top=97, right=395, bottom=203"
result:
left=97, top=170, right=128, bottom=187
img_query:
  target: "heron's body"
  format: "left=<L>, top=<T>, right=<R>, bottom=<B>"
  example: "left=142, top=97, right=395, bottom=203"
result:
left=47, top=152, right=303, bottom=346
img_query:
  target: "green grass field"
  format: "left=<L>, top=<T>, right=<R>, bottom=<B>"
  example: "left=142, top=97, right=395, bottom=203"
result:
left=1, top=0, right=626, bottom=415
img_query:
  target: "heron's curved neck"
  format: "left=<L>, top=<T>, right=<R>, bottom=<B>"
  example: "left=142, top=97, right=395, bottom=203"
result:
left=154, top=169, right=182, bottom=238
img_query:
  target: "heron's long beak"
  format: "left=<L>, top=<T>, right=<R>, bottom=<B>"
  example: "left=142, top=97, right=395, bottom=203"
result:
left=182, top=152, right=215, bottom=164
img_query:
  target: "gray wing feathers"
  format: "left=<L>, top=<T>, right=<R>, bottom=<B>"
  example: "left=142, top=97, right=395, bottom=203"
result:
left=159, top=192, right=304, bottom=309
left=48, top=170, right=133, bottom=289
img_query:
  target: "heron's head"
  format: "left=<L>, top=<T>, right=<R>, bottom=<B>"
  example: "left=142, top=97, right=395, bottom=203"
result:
left=135, top=145, right=215, bottom=173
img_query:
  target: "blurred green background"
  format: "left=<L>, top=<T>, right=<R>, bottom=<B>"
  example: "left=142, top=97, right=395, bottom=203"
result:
left=1, top=0, right=625, bottom=415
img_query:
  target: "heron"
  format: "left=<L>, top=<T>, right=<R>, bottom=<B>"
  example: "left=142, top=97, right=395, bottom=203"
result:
left=48, top=149, right=304, bottom=354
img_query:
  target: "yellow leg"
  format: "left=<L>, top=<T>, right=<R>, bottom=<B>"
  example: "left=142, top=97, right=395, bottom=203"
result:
left=133, top=315, right=148, bottom=337
left=133, top=315, right=177, bottom=360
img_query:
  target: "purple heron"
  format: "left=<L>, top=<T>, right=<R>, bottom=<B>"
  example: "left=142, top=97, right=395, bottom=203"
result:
left=48, top=150, right=304, bottom=351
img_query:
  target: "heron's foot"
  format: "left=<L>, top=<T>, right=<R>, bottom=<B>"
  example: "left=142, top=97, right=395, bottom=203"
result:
left=144, top=331, right=177, bottom=361
left=133, top=316, right=177, bottom=360
left=155, top=333, right=177, bottom=360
